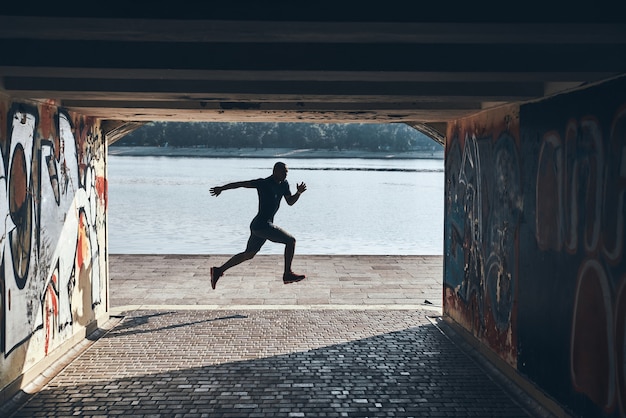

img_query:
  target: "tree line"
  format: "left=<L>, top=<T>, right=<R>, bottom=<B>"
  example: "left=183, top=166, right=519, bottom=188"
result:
left=113, top=122, right=442, bottom=152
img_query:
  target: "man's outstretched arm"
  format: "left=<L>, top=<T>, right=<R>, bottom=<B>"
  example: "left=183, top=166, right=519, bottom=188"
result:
left=210, top=180, right=255, bottom=197
left=285, top=182, right=307, bottom=205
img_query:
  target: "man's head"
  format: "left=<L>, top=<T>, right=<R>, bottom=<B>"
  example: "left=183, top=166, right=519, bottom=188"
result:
left=272, top=162, right=288, bottom=182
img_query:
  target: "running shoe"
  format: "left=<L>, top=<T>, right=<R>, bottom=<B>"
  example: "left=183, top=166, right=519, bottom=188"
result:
left=283, top=271, right=306, bottom=284
left=210, top=267, right=222, bottom=290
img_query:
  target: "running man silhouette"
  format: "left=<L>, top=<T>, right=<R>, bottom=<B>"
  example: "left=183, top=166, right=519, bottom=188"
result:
left=209, top=162, right=307, bottom=289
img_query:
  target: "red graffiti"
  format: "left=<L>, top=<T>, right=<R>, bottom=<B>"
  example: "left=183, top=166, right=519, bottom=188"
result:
left=44, top=274, right=59, bottom=356
left=95, top=176, right=108, bottom=210
left=38, top=105, right=58, bottom=157
left=571, top=260, right=614, bottom=410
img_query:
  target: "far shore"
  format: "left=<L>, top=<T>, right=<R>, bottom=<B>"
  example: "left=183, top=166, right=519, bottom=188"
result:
left=108, top=146, right=444, bottom=159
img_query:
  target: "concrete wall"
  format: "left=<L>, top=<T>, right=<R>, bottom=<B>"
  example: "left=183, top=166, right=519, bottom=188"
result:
left=0, top=97, right=108, bottom=395
left=444, top=75, right=626, bottom=417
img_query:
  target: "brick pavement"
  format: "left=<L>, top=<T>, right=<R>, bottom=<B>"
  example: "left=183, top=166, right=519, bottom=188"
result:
left=2, top=255, right=554, bottom=417
left=108, top=255, right=444, bottom=312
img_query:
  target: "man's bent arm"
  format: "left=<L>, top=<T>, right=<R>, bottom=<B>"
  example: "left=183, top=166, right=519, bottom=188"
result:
left=285, top=182, right=307, bottom=205
left=285, top=192, right=301, bottom=206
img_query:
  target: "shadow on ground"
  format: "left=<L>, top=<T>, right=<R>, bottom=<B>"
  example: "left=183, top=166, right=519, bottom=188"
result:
left=8, top=310, right=532, bottom=417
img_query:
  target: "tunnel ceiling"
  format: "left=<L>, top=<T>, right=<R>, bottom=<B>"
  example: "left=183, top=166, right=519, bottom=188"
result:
left=0, top=3, right=624, bottom=134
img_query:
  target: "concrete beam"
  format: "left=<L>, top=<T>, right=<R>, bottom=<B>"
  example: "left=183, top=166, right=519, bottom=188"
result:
left=2, top=17, right=625, bottom=45
left=0, top=10, right=623, bottom=124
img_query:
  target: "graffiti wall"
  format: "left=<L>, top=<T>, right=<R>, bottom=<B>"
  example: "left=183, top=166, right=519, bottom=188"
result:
left=444, top=105, right=522, bottom=367
left=0, top=98, right=107, bottom=392
left=519, top=77, right=626, bottom=417
left=444, top=76, right=626, bottom=417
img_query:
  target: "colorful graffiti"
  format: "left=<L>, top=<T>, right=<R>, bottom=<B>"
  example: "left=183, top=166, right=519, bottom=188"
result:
left=445, top=77, right=626, bottom=418
left=444, top=107, right=522, bottom=366
left=532, top=103, right=626, bottom=417
left=0, top=100, right=106, bottom=388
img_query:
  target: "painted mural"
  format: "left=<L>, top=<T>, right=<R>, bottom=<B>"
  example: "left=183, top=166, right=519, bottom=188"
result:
left=444, top=76, right=626, bottom=418
left=518, top=77, right=626, bottom=418
left=0, top=98, right=107, bottom=391
left=444, top=105, right=522, bottom=367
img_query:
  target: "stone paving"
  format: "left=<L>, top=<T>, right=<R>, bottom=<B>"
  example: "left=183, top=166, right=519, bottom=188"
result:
left=2, top=255, right=553, bottom=417
left=108, top=254, right=444, bottom=311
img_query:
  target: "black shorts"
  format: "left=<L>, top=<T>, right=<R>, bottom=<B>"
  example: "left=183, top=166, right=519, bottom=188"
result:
left=245, top=223, right=294, bottom=253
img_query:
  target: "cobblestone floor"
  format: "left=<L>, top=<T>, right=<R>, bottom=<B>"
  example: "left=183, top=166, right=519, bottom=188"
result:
left=7, top=309, right=536, bottom=417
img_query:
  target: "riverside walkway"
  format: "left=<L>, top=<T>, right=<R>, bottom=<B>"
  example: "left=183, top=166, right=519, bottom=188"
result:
left=2, top=255, right=553, bottom=417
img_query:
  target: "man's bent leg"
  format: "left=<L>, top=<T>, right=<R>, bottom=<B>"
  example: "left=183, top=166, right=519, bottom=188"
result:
left=281, top=236, right=305, bottom=284
left=284, top=237, right=295, bottom=275
left=254, top=224, right=305, bottom=283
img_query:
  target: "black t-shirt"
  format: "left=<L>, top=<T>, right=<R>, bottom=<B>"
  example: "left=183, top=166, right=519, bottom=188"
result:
left=250, top=176, right=290, bottom=228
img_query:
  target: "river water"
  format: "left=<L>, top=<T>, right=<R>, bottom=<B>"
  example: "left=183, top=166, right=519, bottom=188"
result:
left=107, top=156, right=444, bottom=255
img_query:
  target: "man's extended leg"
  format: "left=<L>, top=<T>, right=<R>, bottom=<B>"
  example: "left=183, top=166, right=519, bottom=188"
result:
left=211, top=251, right=256, bottom=289
left=211, top=234, right=264, bottom=289
left=220, top=251, right=255, bottom=272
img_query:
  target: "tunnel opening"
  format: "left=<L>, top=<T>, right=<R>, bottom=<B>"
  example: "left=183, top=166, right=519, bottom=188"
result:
left=105, top=120, right=446, bottom=310
left=105, top=121, right=445, bottom=258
